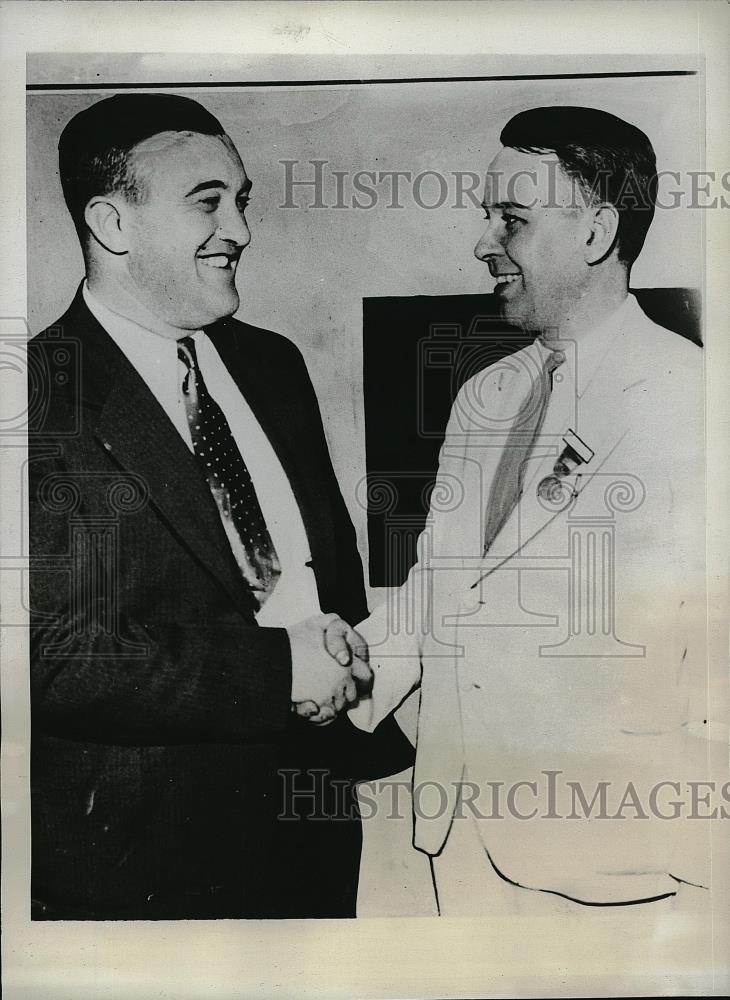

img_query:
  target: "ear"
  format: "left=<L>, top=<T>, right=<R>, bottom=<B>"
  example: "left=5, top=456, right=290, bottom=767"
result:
left=84, top=196, right=130, bottom=256
left=584, top=203, right=619, bottom=265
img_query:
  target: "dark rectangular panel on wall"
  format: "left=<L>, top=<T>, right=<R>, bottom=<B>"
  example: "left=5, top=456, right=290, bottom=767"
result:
left=363, top=288, right=701, bottom=587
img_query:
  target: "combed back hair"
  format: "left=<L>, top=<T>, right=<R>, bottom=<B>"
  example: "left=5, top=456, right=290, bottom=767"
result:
left=59, top=93, right=225, bottom=238
left=500, top=106, right=658, bottom=266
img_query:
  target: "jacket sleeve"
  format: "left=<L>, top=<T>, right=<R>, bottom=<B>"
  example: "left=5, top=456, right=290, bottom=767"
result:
left=28, top=437, right=295, bottom=747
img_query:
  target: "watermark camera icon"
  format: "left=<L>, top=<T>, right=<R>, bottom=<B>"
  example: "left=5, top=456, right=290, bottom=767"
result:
left=0, top=316, right=82, bottom=438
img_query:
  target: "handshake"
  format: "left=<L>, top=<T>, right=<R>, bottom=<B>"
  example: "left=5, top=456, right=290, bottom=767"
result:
left=288, top=613, right=372, bottom=725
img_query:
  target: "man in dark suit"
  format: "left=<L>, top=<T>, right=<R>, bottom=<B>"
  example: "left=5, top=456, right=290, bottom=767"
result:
left=28, top=93, right=412, bottom=920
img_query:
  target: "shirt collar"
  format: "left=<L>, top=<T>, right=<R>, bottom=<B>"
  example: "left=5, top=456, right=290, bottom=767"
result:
left=535, top=293, right=634, bottom=398
left=82, top=281, right=205, bottom=415
left=82, top=281, right=204, bottom=350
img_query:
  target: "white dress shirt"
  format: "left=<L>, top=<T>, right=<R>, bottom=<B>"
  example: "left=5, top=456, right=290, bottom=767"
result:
left=83, top=283, right=321, bottom=627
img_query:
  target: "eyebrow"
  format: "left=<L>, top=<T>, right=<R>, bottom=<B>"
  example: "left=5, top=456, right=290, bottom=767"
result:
left=481, top=199, right=532, bottom=211
left=185, top=178, right=253, bottom=197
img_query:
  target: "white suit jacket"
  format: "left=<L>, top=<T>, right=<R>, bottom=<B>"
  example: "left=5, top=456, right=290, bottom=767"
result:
left=352, top=294, right=721, bottom=903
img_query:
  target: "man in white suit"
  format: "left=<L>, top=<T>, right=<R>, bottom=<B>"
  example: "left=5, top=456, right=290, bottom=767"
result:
left=351, top=107, right=721, bottom=924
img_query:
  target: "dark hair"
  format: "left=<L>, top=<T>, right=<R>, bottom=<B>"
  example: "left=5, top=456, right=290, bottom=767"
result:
left=58, top=93, right=225, bottom=237
left=500, top=106, right=657, bottom=266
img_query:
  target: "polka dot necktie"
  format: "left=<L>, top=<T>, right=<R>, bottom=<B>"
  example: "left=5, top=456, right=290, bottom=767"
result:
left=177, top=336, right=281, bottom=606
left=482, top=348, right=565, bottom=554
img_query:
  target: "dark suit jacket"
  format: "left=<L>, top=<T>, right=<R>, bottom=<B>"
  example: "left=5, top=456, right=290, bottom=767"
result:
left=28, top=288, right=413, bottom=920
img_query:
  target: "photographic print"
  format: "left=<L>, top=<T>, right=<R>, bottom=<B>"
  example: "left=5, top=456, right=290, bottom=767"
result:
left=2, top=3, right=728, bottom=998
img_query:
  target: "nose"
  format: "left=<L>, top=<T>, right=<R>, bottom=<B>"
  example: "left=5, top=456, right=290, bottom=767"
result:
left=218, top=203, right=252, bottom=250
left=474, top=219, right=503, bottom=262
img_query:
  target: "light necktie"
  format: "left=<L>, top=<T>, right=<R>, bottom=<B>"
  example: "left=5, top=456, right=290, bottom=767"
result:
left=177, top=336, right=281, bottom=606
left=482, top=348, right=565, bottom=554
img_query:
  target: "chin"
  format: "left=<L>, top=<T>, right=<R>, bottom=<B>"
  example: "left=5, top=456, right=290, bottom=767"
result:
left=197, top=291, right=240, bottom=326
left=501, top=296, right=538, bottom=333
left=500, top=298, right=526, bottom=325
left=220, top=288, right=241, bottom=318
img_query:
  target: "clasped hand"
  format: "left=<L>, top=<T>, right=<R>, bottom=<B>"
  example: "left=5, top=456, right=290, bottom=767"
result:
left=289, top=612, right=371, bottom=725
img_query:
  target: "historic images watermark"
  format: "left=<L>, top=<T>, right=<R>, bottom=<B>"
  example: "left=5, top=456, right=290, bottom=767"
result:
left=280, top=160, right=730, bottom=211
left=279, top=770, right=730, bottom=822
left=2, top=316, right=151, bottom=654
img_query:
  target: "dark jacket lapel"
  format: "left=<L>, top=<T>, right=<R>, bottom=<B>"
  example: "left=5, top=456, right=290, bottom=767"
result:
left=64, top=291, right=258, bottom=618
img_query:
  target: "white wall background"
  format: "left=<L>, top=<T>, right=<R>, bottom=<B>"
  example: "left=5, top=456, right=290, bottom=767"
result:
left=27, top=67, right=703, bottom=588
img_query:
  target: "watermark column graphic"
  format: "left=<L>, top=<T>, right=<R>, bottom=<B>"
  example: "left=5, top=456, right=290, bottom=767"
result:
left=537, top=474, right=646, bottom=657
left=0, top=317, right=79, bottom=630
left=360, top=311, right=650, bottom=658
left=356, top=470, right=466, bottom=654
left=35, top=471, right=149, bottom=658
left=1, top=316, right=149, bottom=656
left=0, top=318, right=40, bottom=640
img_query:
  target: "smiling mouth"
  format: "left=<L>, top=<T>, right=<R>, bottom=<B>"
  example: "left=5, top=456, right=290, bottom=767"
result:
left=493, top=273, right=521, bottom=286
left=198, top=254, right=238, bottom=270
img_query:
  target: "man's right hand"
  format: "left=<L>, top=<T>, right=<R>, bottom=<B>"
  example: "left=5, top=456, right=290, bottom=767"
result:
left=288, top=613, right=372, bottom=725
